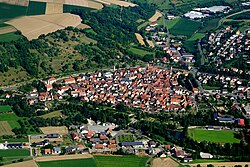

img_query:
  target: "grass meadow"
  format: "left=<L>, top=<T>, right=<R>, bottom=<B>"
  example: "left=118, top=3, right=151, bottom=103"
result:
left=38, top=158, right=97, bottom=167
left=94, top=155, right=148, bottom=167
left=188, top=129, right=240, bottom=144
left=0, top=105, right=12, bottom=113
left=0, top=149, right=30, bottom=157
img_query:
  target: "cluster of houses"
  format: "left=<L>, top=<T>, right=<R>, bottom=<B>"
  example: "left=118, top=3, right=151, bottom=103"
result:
left=207, top=27, right=250, bottom=73
left=196, top=72, right=249, bottom=98
left=27, top=66, right=196, bottom=113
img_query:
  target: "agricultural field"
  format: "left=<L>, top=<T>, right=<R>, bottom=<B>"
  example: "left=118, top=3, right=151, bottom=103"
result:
left=152, top=158, right=179, bottom=167
left=3, top=160, right=38, bottom=167
left=94, top=155, right=148, bottom=167
left=166, top=18, right=181, bottom=29
left=0, top=121, right=14, bottom=136
left=0, top=149, right=30, bottom=157
left=26, top=1, right=46, bottom=15
left=188, top=129, right=240, bottom=144
left=38, top=158, right=96, bottom=167
left=39, top=110, right=62, bottom=119
left=0, top=32, right=22, bottom=42
left=0, top=105, right=12, bottom=113
left=0, top=137, right=28, bottom=143
left=135, top=33, right=145, bottom=46
left=40, top=126, right=68, bottom=135
left=128, top=47, right=154, bottom=57
left=6, top=13, right=82, bottom=40
left=229, top=11, right=250, bottom=20
left=149, top=11, right=162, bottom=22
left=64, top=0, right=103, bottom=9
left=169, top=18, right=201, bottom=37
left=0, top=3, right=27, bottom=22
left=0, top=113, right=21, bottom=129
left=189, top=162, right=250, bottom=167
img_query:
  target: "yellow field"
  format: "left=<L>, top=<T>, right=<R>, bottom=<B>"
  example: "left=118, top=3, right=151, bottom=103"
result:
left=39, top=110, right=62, bottom=119
left=77, top=23, right=91, bottom=29
left=93, top=0, right=110, bottom=5
left=152, top=158, right=179, bottom=167
left=146, top=39, right=154, bottom=48
left=40, top=126, right=68, bottom=135
left=45, top=2, right=63, bottom=14
left=6, top=13, right=81, bottom=40
left=101, top=0, right=137, bottom=7
left=65, top=0, right=103, bottom=9
left=135, top=33, right=145, bottom=46
left=149, top=11, right=162, bottom=22
left=0, top=0, right=29, bottom=6
left=0, top=121, right=14, bottom=136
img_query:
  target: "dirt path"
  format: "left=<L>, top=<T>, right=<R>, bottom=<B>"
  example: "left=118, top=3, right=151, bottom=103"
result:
left=0, top=26, right=16, bottom=35
left=35, top=154, right=93, bottom=162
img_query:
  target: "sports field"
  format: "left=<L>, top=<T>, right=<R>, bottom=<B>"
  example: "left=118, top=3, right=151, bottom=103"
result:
left=188, top=129, right=240, bottom=144
left=0, top=105, right=12, bottom=113
left=0, top=149, right=30, bottom=157
left=94, top=155, right=148, bottom=167
left=168, top=18, right=201, bottom=37
left=38, top=158, right=96, bottom=167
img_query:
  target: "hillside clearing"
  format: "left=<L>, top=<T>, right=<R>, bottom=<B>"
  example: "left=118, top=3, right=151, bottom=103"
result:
left=135, top=33, right=145, bottom=46
left=149, top=11, right=162, bottom=22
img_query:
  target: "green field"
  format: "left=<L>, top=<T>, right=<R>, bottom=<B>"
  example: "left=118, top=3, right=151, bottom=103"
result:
left=0, top=149, right=30, bottom=157
left=0, top=105, right=12, bottom=113
left=38, top=158, right=97, bottom=167
left=0, top=3, right=27, bottom=21
left=229, top=11, right=250, bottom=20
left=118, top=134, right=134, bottom=142
left=0, top=113, right=21, bottom=128
left=188, top=129, right=240, bottom=144
left=187, top=33, right=205, bottom=41
left=167, top=18, right=181, bottom=29
left=26, top=1, right=46, bottom=16
left=188, top=159, right=228, bottom=164
left=63, top=4, right=94, bottom=13
left=0, top=32, right=22, bottom=42
left=0, top=137, right=28, bottom=143
left=94, top=155, right=148, bottom=167
left=40, top=110, right=62, bottom=119
left=128, top=47, right=154, bottom=57
left=203, top=85, right=221, bottom=90
left=200, top=18, right=220, bottom=33
left=169, top=18, right=201, bottom=37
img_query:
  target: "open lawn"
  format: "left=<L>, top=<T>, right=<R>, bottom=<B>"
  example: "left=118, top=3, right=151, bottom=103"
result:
left=128, top=47, right=154, bottom=57
left=118, top=134, right=134, bottom=142
left=0, top=149, right=30, bottom=157
left=169, top=18, right=201, bottom=37
left=203, top=85, right=220, bottom=90
left=0, top=113, right=21, bottom=129
left=0, top=32, right=22, bottom=42
left=188, top=129, right=240, bottom=144
left=187, top=33, right=205, bottom=41
left=38, top=158, right=96, bottom=167
left=167, top=18, right=180, bottom=29
left=0, top=105, right=12, bottom=113
left=0, top=137, right=28, bottom=143
left=94, top=155, right=148, bottom=167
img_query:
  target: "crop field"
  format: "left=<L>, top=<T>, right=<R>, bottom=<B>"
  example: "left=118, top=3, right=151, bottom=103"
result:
left=4, top=160, right=38, bottom=167
left=135, top=33, right=145, bottom=46
left=0, top=137, right=28, bottom=143
left=39, top=110, right=62, bottom=118
left=152, top=158, right=179, bottom=167
left=166, top=18, right=180, bottom=29
left=0, top=32, right=22, bottom=42
left=6, top=13, right=81, bottom=40
left=0, top=105, right=12, bottom=113
left=189, top=162, right=250, bottom=167
left=94, top=155, right=148, bottom=167
left=38, top=158, right=96, bottom=167
left=45, top=2, right=63, bottom=14
left=229, top=11, right=250, bottom=20
left=0, top=113, right=21, bottom=129
left=149, top=11, right=162, bottom=22
left=0, top=3, right=27, bottom=21
left=0, top=26, right=16, bottom=35
left=65, top=0, right=103, bottom=9
left=36, top=154, right=93, bottom=162
left=26, top=1, right=46, bottom=15
left=40, top=126, right=68, bottom=134
left=0, top=149, right=30, bottom=157
left=0, top=121, right=14, bottom=136
left=169, top=18, right=201, bottom=37
left=188, top=129, right=240, bottom=144
left=128, top=47, right=154, bottom=57
left=100, top=0, right=137, bottom=7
